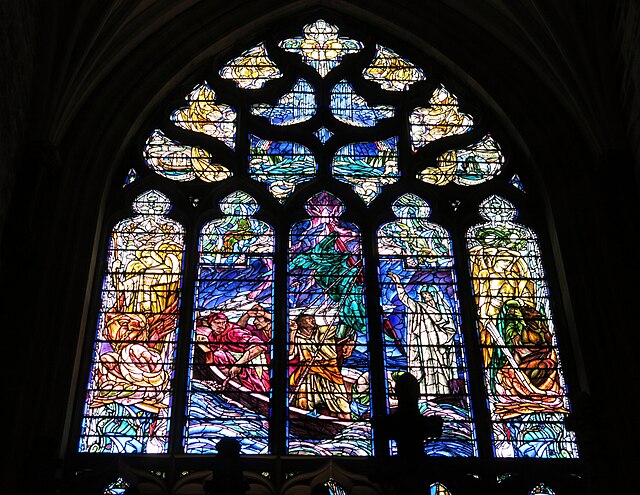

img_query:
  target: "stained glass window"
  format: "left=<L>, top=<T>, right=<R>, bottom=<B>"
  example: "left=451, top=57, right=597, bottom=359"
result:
left=331, top=138, right=399, bottom=204
left=363, top=45, right=427, bottom=91
left=418, top=134, right=504, bottom=186
left=103, top=477, right=129, bottom=495
left=124, top=168, right=138, bottom=187
left=280, top=19, right=363, bottom=77
left=529, top=483, right=556, bottom=495
left=510, top=174, right=526, bottom=192
left=185, top=191, right=274, bottom=454
left=315, top=127, right=334, bottom=144
left=429, top=483, right=452, bottom=495
left=378, top=193, right=475, bottom=456
left=252, top=79, right=316, bottom=125
left=410, top=86, right=474, bottom=151
left=467, top=195, right=576, bottom=458
left=80, top=190, right=185, bottom=453
left=219, top=42, right=283, bottom=89
left=144, top=129, right=232, bottom=183
left=80, top=16, right=579, bottom=488
left=249, top=136, right=317, bottom=201
left=171, top=82, right=236, bottom=149
left=325, top=479, right=348, bottom=495
left=287, top=192, right=371, bottom=455
left=330, top=81, right=395, bottom=127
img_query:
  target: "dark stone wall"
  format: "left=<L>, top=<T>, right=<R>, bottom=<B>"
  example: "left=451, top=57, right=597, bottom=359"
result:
left=614, top=1, right=640, bottom=181
left=0, top=0, right=38, bottom=244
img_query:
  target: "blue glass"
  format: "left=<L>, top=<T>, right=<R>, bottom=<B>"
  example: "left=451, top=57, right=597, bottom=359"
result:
left=287, top=192, right=372, bottom=455
left=378, top=194, right=476, bottom=457
left=185, top=191, right=274, bottom=455
left=330, top=80, right=394, bottom=127
left=252, top=79, right=316, bottom=125
left=314, top=126, right=334, bottom=144
left=249, top=136, right=317, bottom=201
left=510, top=174, right=525, bottom=192
left=331, top=138, right=399, bottom=204
left=124, top=168, right=138, bottom=186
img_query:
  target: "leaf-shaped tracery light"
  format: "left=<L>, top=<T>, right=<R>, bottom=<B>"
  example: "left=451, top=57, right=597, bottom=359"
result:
left=219, top=42, right=283, bottom=89
left=418, top=134, right=503, bottom=186
left=249, top=136, right=317, bottom=201
left=170, top=82, right=237, bottom=149
left=409, top=85, right=473, bottom=151
left=251, top=78, right=316, bottom=125
left=363, top=44, right=426, bottom=91
left=331, top=138, right=399, bottom=205
left=330, top=80, right=395, bottom=127
left=144, top=130, right=232, bottom=183
left=279, top=19, right=364, bottom=77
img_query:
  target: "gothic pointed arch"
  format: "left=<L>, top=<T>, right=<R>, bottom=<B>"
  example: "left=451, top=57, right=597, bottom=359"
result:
left=71, top=13, right=584, bottom=495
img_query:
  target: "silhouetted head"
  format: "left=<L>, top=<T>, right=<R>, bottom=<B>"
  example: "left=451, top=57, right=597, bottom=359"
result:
left=216, top=437, right=241, bottom=457
left=394, top=372, right=420, bottom=407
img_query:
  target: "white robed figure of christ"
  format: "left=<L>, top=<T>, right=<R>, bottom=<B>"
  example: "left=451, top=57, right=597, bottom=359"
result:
left=389, top=273, right=457, bottom=396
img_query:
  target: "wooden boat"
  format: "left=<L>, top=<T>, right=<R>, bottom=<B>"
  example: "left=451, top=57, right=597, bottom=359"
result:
left=197, top=360, right=359, bottom=439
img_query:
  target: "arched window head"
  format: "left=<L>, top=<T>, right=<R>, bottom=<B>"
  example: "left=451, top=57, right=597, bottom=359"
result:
left=529, top=483, right=556, bottom=495
left=429, top=482, right=452, bottom=495
left=79, top=18, right=579, bottom=486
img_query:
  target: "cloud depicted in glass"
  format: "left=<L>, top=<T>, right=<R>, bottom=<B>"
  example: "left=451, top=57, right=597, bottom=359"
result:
left=363, top=45, right=426, bottom=91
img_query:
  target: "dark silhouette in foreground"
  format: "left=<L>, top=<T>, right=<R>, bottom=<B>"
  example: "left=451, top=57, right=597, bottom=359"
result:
left=371, top=372, right=443, bottom=494
left=203, top=438, right=249, bottom=495
left=374, top=372, right=443, bottom=457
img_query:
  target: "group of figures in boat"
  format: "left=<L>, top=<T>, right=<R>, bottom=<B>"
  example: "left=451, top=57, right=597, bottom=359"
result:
left=193, top=303, right=364, bottom=435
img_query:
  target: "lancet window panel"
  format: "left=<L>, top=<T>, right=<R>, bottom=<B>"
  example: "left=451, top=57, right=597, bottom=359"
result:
left=287, top=191, right=372, bottom=456
left=79, top=190, right=185, bottom=454
left=377, top=193, right=476, bottom=457
left=466, top=195, right=577, bottom=459
left=186, top=191, right=274, bottom=455
left=77, top=16, right=579, bottom=474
